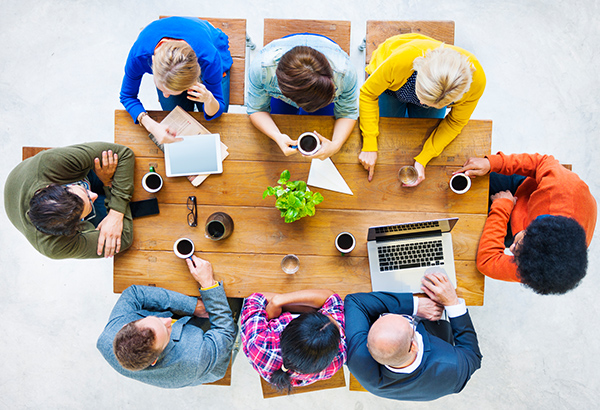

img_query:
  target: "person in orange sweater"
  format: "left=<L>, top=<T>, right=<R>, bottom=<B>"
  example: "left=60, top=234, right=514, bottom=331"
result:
left=456, top=152, right=596, bottom=295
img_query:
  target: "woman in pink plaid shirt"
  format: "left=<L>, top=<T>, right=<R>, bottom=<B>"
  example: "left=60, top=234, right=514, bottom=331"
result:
left=241, top=289, right=346, bottom=393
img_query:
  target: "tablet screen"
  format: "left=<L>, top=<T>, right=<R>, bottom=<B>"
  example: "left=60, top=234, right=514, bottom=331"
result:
left=164, top=134, right=223, bottom=177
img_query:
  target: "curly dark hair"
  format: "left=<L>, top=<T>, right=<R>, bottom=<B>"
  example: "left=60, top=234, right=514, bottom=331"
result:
left=276, top=46, right=335, bottom=112
left=514, top=216, right=588, bottom=295
left=28, top=184, right=84, bottom=236
left=269, top=312, right=340, bottom=393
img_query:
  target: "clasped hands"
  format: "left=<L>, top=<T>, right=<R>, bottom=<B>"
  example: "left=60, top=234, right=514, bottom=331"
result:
left=277, top=131, right=340, bottom=160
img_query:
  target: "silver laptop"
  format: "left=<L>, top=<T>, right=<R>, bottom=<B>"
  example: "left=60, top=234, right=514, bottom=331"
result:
left=367, top=218, right=458, bottom=293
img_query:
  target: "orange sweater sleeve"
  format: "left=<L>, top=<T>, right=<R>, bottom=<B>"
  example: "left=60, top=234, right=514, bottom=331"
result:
left=476, top=198, right=520, bottom=282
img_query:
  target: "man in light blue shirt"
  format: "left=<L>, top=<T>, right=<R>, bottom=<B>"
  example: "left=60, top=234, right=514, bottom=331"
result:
left=247, top=34, right=358, bottom=160
left=97, top=256, right=237, bottom=388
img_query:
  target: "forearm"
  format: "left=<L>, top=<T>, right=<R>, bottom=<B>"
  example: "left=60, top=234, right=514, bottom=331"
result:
left=487, top=152, right=556, bottom=180
left=201, top=285, right=236, bottom=336
left=330, top=118, right=356, bottom=153
left=203, top=94, right=220, bottom=117
left=476, top=199, right=521, bottom=281
left=109, top=285, right=198, bottom=320
left=249, top=111, right=283, bottom=141
left=272, top=289, right=335, bottom=311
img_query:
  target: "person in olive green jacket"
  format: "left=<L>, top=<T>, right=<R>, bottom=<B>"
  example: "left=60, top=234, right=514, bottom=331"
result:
left=5, top=142, right=134, bottom=259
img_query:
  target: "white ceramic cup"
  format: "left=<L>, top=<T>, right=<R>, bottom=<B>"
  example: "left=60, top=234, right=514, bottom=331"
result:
left=335, top=232, right=356, bottom=254
left=297, top=132, right=321, bottom=156
left=142, top=172, right=163, bottom=193
left=173, top=237, right=195, bottom=259
left=449, top=173, right=472, bottom=194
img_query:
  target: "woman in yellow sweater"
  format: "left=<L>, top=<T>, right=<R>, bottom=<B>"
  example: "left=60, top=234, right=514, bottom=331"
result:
left=358, top=34, right=486, bottom=184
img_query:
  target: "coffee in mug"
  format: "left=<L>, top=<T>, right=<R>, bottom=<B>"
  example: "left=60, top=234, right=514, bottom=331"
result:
left=335, top=232, right=356, bottom=254
left=142, top=167, right=163, bottom=193
left=205, top=212, right=234, bottom=241
left=173, top=237, right=194, bottom=259
left=297, top=132, right=321, bottom=156
left=449, top=173, right=472, bottom=194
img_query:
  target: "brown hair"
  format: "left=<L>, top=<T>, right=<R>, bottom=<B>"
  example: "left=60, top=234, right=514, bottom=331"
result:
left=152, top=41, right=200, bottom=92
left=276, top=46, right=335, bottom=112
left=113, top=320, right=161, bottom=371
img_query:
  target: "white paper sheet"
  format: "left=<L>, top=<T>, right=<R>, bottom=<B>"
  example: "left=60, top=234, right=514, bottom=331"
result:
left=307, top=158, right=353, bottom=195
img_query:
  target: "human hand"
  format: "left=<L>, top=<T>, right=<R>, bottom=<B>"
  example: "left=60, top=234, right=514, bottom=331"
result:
left=96, top=209, right=124, bottom=257
left=491, top=190, right=517, bottom=205
left=193, top=299, right=209, bottom=318
left=455, top=157, right=491, bottom=178
left=265, top=294, right=283, bottom=320
left=187, top=82, right=214, bottom=103
left=186, top=256, right=216, bottom=289
left=144, top=117, right=183, bottom=145
left=416, top=297, right=444, bottom=320
left=421, top=272, right=459, bottom=307
left=94, top=150, right=118, bottom=187
left=306, top=131, right=339, bottom=160
left=276, top=134, right=299, bottom=156
left=403, top=161, right=425, bottom=187
left=358, top=151, right=378, bottom=182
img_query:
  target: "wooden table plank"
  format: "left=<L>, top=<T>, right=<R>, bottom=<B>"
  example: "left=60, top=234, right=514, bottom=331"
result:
left=115, top=110, right=492, bottom=166
left=131, top=159, right=490, bottom=214
left=128, top=204, right=485, bottom=261
left=113, top=251, right=483, bottom=305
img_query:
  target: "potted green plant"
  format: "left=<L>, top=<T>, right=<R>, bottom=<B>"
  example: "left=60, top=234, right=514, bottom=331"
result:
left=263, top=170, right=324, bottom=223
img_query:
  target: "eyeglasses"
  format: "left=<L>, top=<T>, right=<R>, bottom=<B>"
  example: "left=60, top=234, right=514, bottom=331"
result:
left=187, top=196, right=197, bottom=227
left=66, top=181, right=96, bottom=222
left=400, top=314, right=417, bottom=353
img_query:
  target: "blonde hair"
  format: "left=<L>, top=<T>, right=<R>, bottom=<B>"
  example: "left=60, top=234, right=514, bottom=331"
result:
left=152, top=41, right=200, bottom=92
left=413, top=46, right=474, bottom=107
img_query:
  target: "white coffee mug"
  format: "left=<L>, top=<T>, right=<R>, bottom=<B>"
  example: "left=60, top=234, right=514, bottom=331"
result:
left=173, top=238, right=195, bottom=259
left=297, top=132, right=321, bottom=156
left=449, top=173, right=472, bottom=194
left=142, top=171, right=163, bottom=193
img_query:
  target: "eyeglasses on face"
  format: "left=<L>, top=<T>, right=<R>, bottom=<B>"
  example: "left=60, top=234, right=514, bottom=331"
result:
left=187, top=196, right=197, bottom=227
left=66, top=181, right=96, bottom=222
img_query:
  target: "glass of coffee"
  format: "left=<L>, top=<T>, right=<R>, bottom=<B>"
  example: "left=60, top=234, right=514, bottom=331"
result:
left=398, top=166, right=418, bottom=185
left=142, top=166, right=163, bottom=193
left=297, top=132, right=321, bottom=156
left=281, top=254, right=300, bottom=274
left=449, top=173, right=472, bottom=194
left=173, top=237, right=194, bottom=259
left=205, top=212, right=234, bottom=241
left=335, top=232, right=356, bottom=254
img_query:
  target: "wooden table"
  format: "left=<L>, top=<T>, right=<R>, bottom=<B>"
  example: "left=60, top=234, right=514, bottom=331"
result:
left=114, top=110, right=491, bottom=305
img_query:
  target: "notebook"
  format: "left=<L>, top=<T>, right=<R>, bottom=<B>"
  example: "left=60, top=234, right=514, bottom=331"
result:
left=367, top=218, right=458, bottom=293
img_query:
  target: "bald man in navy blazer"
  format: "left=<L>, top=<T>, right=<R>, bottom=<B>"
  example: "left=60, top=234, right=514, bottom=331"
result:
left=345, top=272, right=482, bottom=401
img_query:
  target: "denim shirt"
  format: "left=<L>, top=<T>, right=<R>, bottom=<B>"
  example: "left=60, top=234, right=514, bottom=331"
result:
left=247, top=34, right=358, bottom=119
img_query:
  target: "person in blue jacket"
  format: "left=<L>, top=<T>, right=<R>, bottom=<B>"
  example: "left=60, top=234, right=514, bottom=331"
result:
left=120, top=17, right=232, bottom=145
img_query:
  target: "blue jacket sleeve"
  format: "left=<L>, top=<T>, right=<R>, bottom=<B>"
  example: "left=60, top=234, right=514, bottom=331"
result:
left=119, top=52, right=150, bottom=123
left=195, top=285, right=237, bottom=374
left=108, top=285, right=198, bottom=322
left=448, top=312, right=483, bottom=391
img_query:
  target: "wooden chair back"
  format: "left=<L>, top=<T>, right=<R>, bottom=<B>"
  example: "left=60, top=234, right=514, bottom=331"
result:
left=349, top=373, right=368, bottom=392
left=263, top=18, right=351, bottom=55
left=365, top=20, right=455, bottom=64
left=159, top=16, right=247, bottom=105
left=260, top=368, right=346, bottom=398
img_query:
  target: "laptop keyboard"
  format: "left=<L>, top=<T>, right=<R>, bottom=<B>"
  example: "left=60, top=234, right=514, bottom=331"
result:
left=378, top=239, right=444, bottom=271
left=374, top=221, right=439, bottom=235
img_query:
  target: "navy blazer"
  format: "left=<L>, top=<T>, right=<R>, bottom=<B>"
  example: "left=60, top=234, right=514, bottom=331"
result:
left=345, top=292, right=482, bottom=401
left=97, top=285, right=236, bottom=388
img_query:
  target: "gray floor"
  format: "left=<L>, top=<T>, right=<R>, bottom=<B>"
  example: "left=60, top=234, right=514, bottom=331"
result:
left=1, top=1, right=599, bottom=409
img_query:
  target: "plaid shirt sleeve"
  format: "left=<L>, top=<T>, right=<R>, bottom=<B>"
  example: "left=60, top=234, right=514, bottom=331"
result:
left=241, top=293, right=293, bottom=382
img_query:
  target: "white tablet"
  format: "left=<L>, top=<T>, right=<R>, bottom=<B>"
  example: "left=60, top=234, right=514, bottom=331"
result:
left=164, top=134, right=223, bottom=177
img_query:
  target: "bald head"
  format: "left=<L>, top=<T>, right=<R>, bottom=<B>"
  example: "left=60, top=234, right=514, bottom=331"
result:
left=367, top=314, right=414, bottom=367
